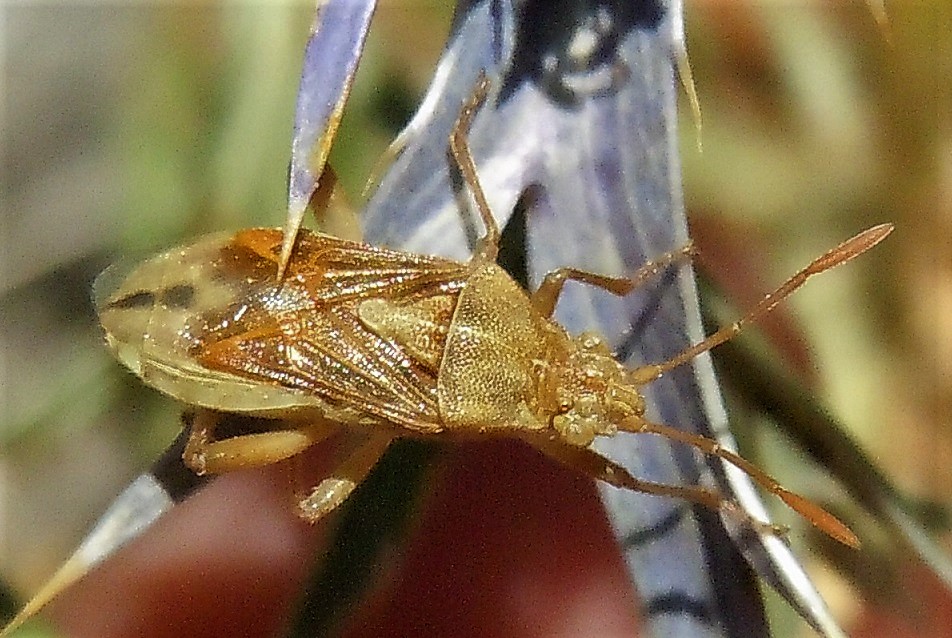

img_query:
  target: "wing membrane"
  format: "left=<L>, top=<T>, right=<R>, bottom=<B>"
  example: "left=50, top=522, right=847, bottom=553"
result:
left=194, top=228, right=470, bottom=432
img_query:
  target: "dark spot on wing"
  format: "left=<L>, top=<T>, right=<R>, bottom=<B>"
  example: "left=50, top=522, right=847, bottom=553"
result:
left=107, top=290, right=155, bottom=310
left=160, top=284, right=196, bottom=309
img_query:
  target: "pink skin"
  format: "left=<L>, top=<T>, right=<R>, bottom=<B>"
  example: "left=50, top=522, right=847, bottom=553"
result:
left=48, top=440, right=642, bottom=638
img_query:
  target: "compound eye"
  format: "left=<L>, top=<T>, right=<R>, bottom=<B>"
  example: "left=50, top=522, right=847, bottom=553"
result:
left=552, top=413, right=596, bottom=447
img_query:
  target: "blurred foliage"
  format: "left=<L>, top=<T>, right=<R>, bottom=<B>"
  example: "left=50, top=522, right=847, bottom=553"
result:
left=1, top=2, right=949, bottom=636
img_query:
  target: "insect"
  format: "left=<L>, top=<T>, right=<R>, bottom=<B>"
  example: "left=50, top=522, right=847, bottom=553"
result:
left=90, top=80, right=893, bottom=550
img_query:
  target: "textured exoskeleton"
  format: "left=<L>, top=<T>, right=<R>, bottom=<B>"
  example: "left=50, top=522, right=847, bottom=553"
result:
left=98, top=83, right=891, bottom=547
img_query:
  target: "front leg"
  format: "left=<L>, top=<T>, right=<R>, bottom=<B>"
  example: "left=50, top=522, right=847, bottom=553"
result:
left=183, top=409, right=338, bottom=475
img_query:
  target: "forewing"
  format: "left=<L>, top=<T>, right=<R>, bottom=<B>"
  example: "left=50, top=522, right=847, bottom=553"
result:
left=193, top=229, right=468, bottom=432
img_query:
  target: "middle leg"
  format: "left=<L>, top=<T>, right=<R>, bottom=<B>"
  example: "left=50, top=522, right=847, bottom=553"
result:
left=295, top=430, right=394, bottom=523
left=530, top=243, right=695, bottom=318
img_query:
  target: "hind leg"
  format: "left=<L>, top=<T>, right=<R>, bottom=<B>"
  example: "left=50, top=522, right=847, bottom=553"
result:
left=183, top=409, right=338, bottom=476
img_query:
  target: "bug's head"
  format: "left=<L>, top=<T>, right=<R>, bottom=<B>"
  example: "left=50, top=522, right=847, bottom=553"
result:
left=545, top=332, right=647, bottom=447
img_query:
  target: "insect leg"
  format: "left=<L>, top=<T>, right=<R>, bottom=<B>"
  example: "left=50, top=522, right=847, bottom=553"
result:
left=449, top=74, right=500, bottom=263
left=531, top=269, right=635, bottom=318
left=617, top=417, right=859, bottom=548
left=530, top=244, right=695, bottom=317
left=183, top=409, right=338, bottom=475
left=523, top=434, right=787, bottom=538
left=296, top=431, right=393, bottom=523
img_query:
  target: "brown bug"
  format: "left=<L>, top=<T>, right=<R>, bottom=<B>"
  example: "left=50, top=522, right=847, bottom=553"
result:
left=91, top=80, right=892, bottom=549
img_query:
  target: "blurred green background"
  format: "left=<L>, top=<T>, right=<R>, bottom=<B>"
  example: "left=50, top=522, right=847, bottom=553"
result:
left=1, top=2, right=949, bottom=636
